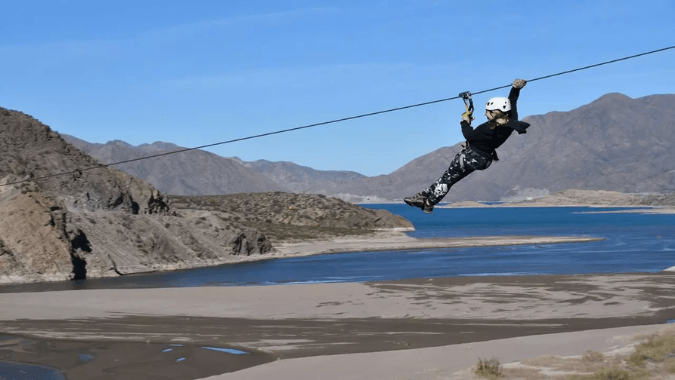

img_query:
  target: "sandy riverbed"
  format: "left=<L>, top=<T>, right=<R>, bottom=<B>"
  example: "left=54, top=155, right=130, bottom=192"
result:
left=2, top=272, right=675, bottom=379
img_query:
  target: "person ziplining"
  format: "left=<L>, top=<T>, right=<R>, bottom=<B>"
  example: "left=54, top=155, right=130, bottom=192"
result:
left=404, top=79, right=529, bottom=214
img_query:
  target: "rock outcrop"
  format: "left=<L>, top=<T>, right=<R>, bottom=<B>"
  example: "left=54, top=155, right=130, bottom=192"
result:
left=0, top=107, right=273, bottom=284
left=171, top=192, right=414, bottom=243
left=0, top=181, right=73, bottom=283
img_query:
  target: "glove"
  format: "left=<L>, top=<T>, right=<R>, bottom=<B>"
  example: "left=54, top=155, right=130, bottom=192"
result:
left=462, top=104, right=474, bottom=123
left=512, top=79, right=527, bottom=89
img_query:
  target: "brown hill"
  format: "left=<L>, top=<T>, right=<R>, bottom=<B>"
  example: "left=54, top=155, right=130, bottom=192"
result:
left=0, top=109, right=170, bottom=214
left=171, top=192, right=413, bottom=243
left=0, top=108, right=271, bottom=284
left=1, top=107, right=412, bottom=284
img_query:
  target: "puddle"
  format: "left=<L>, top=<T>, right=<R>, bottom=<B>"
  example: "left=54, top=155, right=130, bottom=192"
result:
left=78, top=353, right=95, bottom=362
left=201, top=346, right=249, bottom=355
left=162, top=348, right=174, bottom=352
left=176, top=357, right=186, bottom=362
left=0, top=360, right=65, bottom=380
left=667, top=319, right=675, bottom=324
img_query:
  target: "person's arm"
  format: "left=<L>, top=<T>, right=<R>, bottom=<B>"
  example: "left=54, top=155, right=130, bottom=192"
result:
left=461, top=120, right=474, bottom=140
left=509, top=87, right=520, bottom=121
left=460, top=101, right=478, bottom=141
left=462, top=120, right=487, bottom=141
left=509, top=79, right=527, bottom=121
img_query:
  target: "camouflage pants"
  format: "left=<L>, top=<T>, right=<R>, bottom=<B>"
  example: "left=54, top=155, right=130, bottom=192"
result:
left=422, top=147, right=492, bottom=205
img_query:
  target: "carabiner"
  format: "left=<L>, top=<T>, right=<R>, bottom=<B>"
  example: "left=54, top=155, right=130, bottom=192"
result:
left=459, top=91, right=473, bottom=113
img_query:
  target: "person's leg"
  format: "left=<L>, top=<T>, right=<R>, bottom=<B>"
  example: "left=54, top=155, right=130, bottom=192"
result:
left=406, top=148, right=491, bottom=213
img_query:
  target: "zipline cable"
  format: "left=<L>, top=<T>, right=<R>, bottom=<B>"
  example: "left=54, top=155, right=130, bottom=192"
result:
left=2, top=44, right=674, bottom=187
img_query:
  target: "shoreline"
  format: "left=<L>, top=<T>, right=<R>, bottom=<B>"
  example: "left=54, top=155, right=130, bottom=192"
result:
left=0, top=231, right=605, bottom=286
left=3, top=201, right=671, bottom=286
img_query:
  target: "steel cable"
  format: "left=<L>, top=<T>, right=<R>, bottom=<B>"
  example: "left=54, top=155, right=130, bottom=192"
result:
left=2, top=45, right=674, bottom=187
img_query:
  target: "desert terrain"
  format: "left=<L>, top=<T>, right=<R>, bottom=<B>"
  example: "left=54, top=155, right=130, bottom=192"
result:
left=3, top=106, right=675, bottom=379
left=2, top=273, right=675, bottom=379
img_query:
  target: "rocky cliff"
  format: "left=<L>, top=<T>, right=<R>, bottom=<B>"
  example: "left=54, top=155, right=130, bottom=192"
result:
left=0, top=108, right=273, bottom=284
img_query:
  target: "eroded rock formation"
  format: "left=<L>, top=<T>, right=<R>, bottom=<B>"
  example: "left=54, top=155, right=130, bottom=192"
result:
left=0, top=108, right=273, bottom=284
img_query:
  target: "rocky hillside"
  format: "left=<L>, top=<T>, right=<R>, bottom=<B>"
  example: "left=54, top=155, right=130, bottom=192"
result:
left=171, top=192, right=413, bottom=243
left=1, top=111, right=170, bottom=214
left=0, top=108, right=273, bottom=284
left=1, top=107, right=414, bottom=284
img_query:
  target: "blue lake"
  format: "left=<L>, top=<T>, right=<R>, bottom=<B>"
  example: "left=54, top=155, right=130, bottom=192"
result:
left=1, top=206, right=674, bottom=293
left=0, top=361, right=65, bottom=380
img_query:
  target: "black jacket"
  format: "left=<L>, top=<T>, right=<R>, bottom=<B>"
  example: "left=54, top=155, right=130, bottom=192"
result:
left=460, top=87, right=530, bottom=160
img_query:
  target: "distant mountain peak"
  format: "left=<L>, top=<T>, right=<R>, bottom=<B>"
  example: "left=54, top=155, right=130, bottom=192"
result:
left=590, top=92, right=633, bottom=106
left=141, top=141, right=181, bottom=150
left=108, top=140, right=132, bottom=147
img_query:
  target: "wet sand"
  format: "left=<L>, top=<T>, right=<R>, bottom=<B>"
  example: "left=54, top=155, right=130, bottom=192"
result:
left=2, top=273, right=675, bottom=379
left=204, top=324, right=674, bottom=380
left=0, top=335, right=273, bottom=380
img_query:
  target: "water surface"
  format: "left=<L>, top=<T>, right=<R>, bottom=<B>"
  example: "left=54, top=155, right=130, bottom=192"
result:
left=1, top=206, right=673, bottom=293
left=0, top=361, right=65, bottom=380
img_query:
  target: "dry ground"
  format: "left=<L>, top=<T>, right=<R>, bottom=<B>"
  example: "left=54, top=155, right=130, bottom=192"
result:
left=2, top=273, right=675, bottom=379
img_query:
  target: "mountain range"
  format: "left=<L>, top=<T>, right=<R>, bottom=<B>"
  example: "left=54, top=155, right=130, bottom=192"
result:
left=63, top=93, right=675, bottom=202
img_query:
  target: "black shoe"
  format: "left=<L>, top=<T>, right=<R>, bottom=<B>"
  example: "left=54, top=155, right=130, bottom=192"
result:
left=404, top=193, right=434, bottom=214
left=404, top=193, right=427, bottom=208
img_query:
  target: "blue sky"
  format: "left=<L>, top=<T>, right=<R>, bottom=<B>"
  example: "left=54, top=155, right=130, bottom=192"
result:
left=2, top=1, right=674, bottom=176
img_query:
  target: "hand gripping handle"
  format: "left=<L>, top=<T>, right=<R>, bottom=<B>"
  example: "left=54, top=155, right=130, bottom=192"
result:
left=459, top=91, right=473, bottom=113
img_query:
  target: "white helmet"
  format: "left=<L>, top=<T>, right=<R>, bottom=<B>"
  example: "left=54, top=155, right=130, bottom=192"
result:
left=485, top=97, right=511, bottom=112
